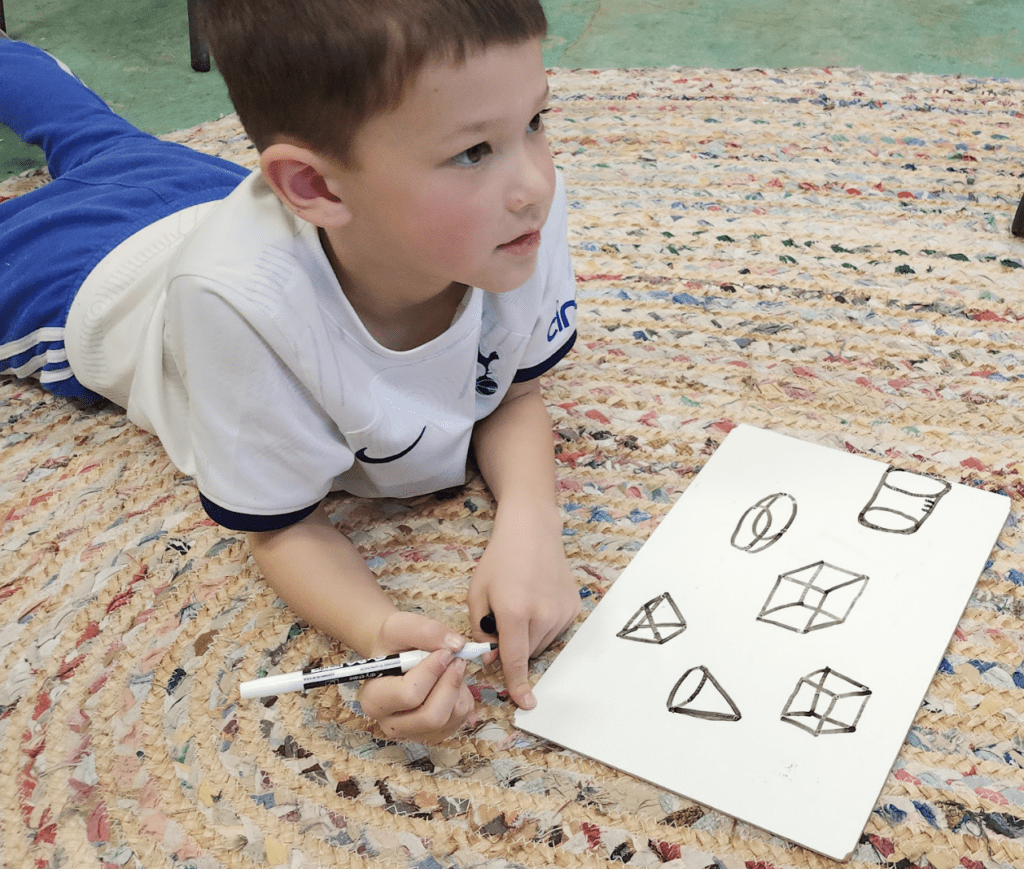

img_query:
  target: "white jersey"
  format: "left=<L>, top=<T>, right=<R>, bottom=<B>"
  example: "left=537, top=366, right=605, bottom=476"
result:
left=66, top=169, right=576, bottom=530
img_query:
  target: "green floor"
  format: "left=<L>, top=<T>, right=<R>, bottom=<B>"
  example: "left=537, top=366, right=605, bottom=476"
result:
left=3, top=0, right=1024, bottom=176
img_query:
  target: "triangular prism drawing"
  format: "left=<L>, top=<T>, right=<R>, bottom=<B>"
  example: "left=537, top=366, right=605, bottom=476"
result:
left=666, top=666, right=742, bottom=721
left=616, top=592, right=687, bottom=644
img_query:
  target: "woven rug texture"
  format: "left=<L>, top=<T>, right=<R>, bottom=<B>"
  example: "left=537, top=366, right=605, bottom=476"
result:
left=2, top=66, right=1024, bottom=869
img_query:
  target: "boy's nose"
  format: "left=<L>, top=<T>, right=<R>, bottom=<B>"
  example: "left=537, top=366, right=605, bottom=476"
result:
left=506, top=147, right=554, bottom=214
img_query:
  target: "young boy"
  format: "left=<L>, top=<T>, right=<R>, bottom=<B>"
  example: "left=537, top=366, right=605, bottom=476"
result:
left=0, top=0, right=581, bottom=744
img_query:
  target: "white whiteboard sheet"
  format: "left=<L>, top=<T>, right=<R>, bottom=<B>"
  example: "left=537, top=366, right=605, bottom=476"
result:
left=516, top=425, right=1010, bottom=860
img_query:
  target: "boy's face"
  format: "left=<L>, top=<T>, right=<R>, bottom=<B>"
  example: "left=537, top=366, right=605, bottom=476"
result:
left=326, top=38, right=556, bottom=302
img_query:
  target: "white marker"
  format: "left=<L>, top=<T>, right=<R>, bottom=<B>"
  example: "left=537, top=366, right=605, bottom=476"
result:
left=239, top=642, right=497, bottom=699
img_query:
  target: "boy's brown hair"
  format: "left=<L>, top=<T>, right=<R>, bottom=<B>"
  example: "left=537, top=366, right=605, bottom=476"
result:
left=201, top=0, right=548, bottom=163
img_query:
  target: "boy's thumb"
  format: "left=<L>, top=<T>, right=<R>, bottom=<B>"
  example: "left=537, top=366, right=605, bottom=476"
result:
left=379, top=611, right=465, bottom=655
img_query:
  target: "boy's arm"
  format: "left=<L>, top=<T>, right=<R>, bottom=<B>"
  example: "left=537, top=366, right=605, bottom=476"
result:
left=249, top=507, right=396, bottom=654
left=247, top=508, right=474, bottom=743
left=468, top=378, right=581, bottom=709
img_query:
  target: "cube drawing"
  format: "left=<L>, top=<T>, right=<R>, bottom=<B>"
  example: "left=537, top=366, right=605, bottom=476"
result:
left=781, top=667, right=871, bottom=736
left=756, top=561, right=868, bottom=634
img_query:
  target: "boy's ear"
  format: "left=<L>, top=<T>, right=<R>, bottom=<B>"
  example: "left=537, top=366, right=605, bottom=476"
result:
left=259, top=142, right=352, bottom=228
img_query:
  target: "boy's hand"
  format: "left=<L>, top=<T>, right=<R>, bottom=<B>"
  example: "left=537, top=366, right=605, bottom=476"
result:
left=468, top=377, right=581, bottom=711
left=356, top=611, right=475, bottom=744
left=467, top=503, right=580, bottom=710
left=357, top=650, right=474, bottom=744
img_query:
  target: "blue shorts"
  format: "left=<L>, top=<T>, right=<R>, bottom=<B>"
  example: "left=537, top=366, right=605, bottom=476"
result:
left=0, top=40, right=249, bottom=401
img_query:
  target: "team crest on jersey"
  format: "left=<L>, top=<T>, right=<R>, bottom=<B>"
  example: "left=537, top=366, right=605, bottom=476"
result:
left=476, top=350, right=500, bottom=396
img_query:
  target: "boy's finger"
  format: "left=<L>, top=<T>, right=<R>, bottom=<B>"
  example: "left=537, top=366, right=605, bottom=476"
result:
left=380, top=659, right=472, bottom=743
left=415, top=658, right=471, bottom=728
left=533, top=622, right=565, bottom=662
left=379, top=611, right=465, bottom=656
left=361, top=649, right=454, bottom=719
left=498, top=625, right=536, bottom=710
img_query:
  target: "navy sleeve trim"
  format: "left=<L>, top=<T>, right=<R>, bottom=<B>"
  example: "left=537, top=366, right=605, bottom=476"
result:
left=199, top=493, right=322, bottom=532
left=512, top=330, right=577, bottom=383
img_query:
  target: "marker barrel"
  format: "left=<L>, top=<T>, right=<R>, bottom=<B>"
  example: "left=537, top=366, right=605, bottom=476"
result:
left=239, top=642, right=496, bottom=699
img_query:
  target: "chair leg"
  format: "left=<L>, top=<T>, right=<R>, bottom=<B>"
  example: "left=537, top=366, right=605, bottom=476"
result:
left=0, top=1, right=208, bottom=72
left=188, top=0, right=210, bottom=72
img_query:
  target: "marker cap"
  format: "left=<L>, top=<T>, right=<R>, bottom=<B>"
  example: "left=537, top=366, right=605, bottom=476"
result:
left=240, top=671, right=304, bottom=699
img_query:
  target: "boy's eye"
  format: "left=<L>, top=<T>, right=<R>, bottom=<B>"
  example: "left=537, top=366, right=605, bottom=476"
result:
left=452, top=142, right=492, bottom=166
left=450, top=109, right=550, bottom=166
left=528, top=109, right=551, bottom=133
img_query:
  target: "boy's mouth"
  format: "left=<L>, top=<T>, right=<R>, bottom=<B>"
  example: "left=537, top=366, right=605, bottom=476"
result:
left=497, top=230, right=541, bottom=255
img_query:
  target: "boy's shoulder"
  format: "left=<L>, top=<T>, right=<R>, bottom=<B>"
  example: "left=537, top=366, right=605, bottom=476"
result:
left=168, top=169, right=340, bottom=329
left=173, top=170, right=316, bottom=283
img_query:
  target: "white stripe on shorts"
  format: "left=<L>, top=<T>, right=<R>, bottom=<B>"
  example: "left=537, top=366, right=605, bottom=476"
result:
left=0, top=326, right=66, bottom=360
left=39, top=365, right=74, bottom=384
left=8, top=346, right=69, bottom=378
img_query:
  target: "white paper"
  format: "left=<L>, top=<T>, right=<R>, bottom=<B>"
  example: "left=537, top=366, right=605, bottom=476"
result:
left=517, top=425, right=1009, bottom=860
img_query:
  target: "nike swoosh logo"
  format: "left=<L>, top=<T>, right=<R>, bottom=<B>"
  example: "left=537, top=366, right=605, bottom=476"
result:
left=354, top=426, right=426, bottom=464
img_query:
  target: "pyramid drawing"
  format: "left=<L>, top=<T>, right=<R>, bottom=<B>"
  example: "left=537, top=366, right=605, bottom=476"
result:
left=666, top=666, right=742, bottom=721
left=616, top=592, right=687, bottom=644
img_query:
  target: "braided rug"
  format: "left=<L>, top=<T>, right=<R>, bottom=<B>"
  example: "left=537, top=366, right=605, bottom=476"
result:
left=2, top=66, right=1024, bottom=869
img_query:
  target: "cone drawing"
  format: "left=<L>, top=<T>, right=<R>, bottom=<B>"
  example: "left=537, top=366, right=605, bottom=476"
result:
left=666, top=666, right=742, bottom=721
